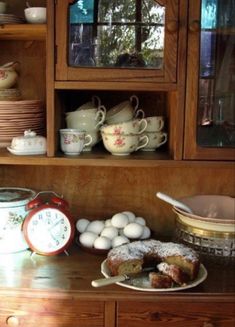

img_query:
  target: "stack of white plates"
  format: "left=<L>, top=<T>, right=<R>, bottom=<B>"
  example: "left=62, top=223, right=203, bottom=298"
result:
left=0, top=14, right=25, bottom=24
left=0, top=100, right=45, bottom=147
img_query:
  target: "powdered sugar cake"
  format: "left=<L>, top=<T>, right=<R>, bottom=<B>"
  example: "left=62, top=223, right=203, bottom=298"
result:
left=106, top=239, right=200, bottom=280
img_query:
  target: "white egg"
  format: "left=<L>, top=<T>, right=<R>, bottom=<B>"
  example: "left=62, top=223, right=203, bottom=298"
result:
left=111, top=212, right=129, bottom=228
left=112, top=235, right=130, bottom=248
left=86, top=220, right=105, bottom=234
left=101, top=226, right=118, bottom=240
left=123, top=223, right=144, bottom=239
left=76, top=218, right=90, bottom=233
left=140, top=226, right=151, bottom=239
left=122, top=211, right=136, bottom=222
left=94, top=236, right=112, bottom=250
left=135, top=217, right=146, bottom=226
left=79, top=232, right=97, bottom=248
left=105, top=219, right=112, bottom=227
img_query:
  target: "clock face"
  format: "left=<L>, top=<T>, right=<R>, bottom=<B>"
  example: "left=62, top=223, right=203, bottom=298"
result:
left=23, top=207, right=74, bottom=255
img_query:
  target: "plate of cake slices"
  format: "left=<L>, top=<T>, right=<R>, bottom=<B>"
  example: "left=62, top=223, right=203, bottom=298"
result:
left=101, top=259, right=208, bottom=292
left=99, top=239, right=208, bottom=292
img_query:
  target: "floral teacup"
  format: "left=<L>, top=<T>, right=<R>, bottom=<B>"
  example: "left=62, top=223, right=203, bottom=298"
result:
left=101, top=118, right=147, bottom=135
left=60, top=129, right=92, bottom=155
left=101, top=131, right=149, bottom=155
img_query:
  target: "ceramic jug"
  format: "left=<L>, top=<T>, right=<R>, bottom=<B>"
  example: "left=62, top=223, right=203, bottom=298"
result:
left=0, top=61, right=19, bottom=89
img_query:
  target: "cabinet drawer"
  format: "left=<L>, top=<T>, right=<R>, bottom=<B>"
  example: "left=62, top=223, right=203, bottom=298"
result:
left=0, top=297, right=104, bottom=327
left=117, top=301, right=235, bottom=327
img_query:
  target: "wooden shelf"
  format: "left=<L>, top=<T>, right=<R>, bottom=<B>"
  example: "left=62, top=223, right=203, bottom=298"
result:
left=0, top=245, right=234, bottom=298
left=54, top=81, right=177, bottom=92
left=0, top=148, right=233, bottom=167
left=0, top=24, right=46, bottom=40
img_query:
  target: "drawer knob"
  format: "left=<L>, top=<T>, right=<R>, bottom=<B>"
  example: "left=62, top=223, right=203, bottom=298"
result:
left=6, top=316, right=19, bottom=326
left=166, top=20, right=178, bottom=33
left=189, top=20, right=200, bottom=32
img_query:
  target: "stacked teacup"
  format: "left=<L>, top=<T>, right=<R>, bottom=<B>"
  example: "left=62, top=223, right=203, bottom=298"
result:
left=65, top=95, right=106, bottom=152
left=141, top=116, right=167, bottom=151
left=101, top=95, right=149, bottom=155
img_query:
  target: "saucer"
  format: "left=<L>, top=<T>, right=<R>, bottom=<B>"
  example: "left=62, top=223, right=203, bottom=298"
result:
left=7, top=147, right=46, bottom=156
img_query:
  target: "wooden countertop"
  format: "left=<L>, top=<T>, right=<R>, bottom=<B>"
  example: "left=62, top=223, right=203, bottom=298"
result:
left=0, top=243, right=234, bottom=301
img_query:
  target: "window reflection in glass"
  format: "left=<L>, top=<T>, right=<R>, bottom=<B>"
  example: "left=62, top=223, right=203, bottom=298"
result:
left=68, top=0, right=165, bottom=69
left=197, top=0, right=235, bottom=148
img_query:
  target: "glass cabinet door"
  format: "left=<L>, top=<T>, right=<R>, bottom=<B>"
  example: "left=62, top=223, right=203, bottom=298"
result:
left=68, top=0, right=165, bottom=69
left=184, top=0, right=235, bottom=160
left=55, top=0, right=179, bottom=84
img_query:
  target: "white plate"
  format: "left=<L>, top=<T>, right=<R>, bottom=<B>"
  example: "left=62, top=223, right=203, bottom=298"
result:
left=7, top=147, right=46, bottom=156
left=101, top=259, right=208, bottom=292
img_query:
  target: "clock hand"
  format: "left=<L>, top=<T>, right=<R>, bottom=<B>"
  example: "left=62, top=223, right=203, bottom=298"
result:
left=48, top=231, right=57, bottom=241
left=48, top=218, right=63, bottom=232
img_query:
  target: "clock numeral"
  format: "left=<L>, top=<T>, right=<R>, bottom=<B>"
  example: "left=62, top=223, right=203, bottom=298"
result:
left=62, top=234, right=65, bottom=239
left=64, top=226, right=67, bottom=232
left=38, top=214, right=43, bottom=220
left=46, top=211, right=51, bottom=217
left=56, top=240, right=60, bottom=246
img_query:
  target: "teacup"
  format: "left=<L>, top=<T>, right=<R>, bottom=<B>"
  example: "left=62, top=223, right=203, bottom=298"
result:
left=66, top=105, right=106, bottom=130
left=106, top=95, right=145, bottom=124
left=76, top=95, right=101, bottom=110
left=101, top=131, right=149, bottom=155
left=82, top=130, right=101, bottom=152
left=145, top=116, right=165, bottom=132
left=141, top=131, right=167, bottom=151
left=101, top=118, right=147, bottom=135
left=60, top=129, right=92, bottom=155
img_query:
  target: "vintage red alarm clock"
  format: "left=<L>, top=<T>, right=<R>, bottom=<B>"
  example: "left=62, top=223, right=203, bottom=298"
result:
left=23, top=191, right=75, bottom=255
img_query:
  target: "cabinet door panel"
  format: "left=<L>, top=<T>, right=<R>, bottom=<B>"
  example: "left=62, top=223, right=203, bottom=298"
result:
left=184, top=0, right=235, bottom=160
left=0, top=297, right=104, bottom=327
left=117, top=301, right=235, bottom=327
left=55, top=0, right=179, bottom=84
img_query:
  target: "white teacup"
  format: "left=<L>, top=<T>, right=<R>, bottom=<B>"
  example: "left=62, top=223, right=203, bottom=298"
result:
left=106, top=95, right=145, bottom=124
left=76, top=95, right=101, bottom=110
left=60, top=129, right=92, bottom=155
left=101, top=131, right=149, bottom=155
left=66, top=105, right=106, bottom=130
left=101, top=118, right=147, bottom=135
left=146, top=116, right=165, bottom=132
left=141, top=131, right=167, bottom=151
left=82, top=130, right=101, bottom=152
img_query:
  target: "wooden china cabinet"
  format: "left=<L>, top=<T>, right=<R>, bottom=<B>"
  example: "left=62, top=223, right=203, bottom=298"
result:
left=0, top=0, right=234, bottom=327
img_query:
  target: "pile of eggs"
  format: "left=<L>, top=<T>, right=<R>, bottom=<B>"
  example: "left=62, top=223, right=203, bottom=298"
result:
left=76, top=211, right=151, bottom=251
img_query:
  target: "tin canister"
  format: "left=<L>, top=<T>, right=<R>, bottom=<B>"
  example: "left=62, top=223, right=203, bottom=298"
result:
left=0, top=187, right=36, bottom=253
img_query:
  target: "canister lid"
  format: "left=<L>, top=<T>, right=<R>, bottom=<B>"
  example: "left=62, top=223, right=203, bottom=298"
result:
left=0, top=187, right=36, bottom=207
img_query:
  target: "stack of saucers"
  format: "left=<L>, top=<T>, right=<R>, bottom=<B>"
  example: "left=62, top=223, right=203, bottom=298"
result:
left=0, top=100, right=45, bottom=147
left=0, top=13, right=25, bottom=24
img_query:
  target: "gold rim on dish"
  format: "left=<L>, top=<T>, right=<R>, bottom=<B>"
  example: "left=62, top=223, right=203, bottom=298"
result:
left=176, top=218, right=235, bottom=239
